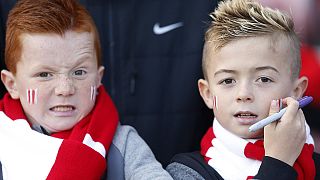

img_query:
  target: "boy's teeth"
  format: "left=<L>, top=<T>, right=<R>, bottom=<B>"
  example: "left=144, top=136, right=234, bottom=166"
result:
left=237, top=113, right=256, bottom=117
left=241, top=113, right=250, bottom=116
left=52, top=106, right=73, bottom=112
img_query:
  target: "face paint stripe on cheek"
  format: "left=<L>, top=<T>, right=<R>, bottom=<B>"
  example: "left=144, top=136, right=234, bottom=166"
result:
left=90, top=86, right=92, bottom=100
left=34, top=89, right=38, bottom=104
left=91, top=86, right=93, bottom=100
left=90, top=86, right=96, bottom=101
left=32, top=89, right=35, bottom=104
left=27, top=89, right=30, bottom=104
left=213, top=96, right=218, bottom=110
left=27, top=89, right=38, bottom=105
left=213, top=96, right=215, bottom=109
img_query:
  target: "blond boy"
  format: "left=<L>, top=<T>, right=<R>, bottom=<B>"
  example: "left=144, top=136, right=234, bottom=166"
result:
left=167, top=0, right=320, bottom=179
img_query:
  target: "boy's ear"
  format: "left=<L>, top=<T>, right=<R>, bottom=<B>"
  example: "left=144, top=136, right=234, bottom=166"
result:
left=1, top=70, right=19, bottom=99
left=198, top=79, right=213, bottom=109
left=97, top=66, right=105, bottom=86
left=292, top=76, right=308, bottom=99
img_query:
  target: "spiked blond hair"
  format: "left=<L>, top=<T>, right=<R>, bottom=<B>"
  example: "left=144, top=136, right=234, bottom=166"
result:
left=202, top=0, right=300, bottom=79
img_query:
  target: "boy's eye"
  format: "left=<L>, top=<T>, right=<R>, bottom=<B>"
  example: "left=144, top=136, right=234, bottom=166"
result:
left=72, top=69, right=88, bottom=79
left=257, top=77, right=273, bottom=83
left=220, top=78, right=235, bottom=85
left=38, top=72, right=51, bottom=78
left=73, top=70, right=87, bottom=76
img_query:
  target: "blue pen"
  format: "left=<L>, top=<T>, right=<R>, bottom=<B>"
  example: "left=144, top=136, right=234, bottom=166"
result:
left=248, top=96, right=313, bottom=132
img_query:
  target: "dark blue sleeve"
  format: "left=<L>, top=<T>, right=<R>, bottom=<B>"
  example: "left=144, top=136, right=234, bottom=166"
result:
left=254, top=156, right=297, bottom=180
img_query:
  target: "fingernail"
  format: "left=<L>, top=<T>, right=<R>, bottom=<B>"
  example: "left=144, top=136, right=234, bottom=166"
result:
left=271, top=100, right=277, bottom=108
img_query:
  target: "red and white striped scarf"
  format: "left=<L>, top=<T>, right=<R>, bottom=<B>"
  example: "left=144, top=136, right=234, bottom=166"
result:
left=0, top=85, right=118, bottom=179
left=201, top=119, right=316, bottom=180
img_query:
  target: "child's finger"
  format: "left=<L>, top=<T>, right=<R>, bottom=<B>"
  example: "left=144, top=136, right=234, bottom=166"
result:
left=268, top=99, right=280, bottom=116
left=265, top=99, right=280, bottom=130
left=280, top=98, right=299, bottom=122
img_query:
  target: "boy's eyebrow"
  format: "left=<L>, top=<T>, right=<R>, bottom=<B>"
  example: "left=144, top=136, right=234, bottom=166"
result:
left=214, top=69, right=236, bottom=76
left=255, top=66, right=279, bottom=73
left=30, top=64, right=57, bottom=71
left=214, top=66, right=280, bottom=77
left=71, top=56, right=90, bottom=67
left=31, top=56, right=91, bottom=70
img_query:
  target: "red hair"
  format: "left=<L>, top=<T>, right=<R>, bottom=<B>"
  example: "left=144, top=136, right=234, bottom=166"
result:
left=5, top=0, right=102, bottom=74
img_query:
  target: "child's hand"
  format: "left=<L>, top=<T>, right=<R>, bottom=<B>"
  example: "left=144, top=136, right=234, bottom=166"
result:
left=0, top=111, right=63, bottom=179
left=264, top=97, right=306, bottom=166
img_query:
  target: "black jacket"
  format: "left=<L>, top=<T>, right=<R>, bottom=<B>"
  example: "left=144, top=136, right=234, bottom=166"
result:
left=167, top=151, right=320, bottom=179
left=82, top=0, right=218, bottom=166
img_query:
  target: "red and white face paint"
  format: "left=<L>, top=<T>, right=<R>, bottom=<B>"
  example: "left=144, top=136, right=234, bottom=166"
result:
left=26, top=89, right=38, bottom=105
left=278, top=99, right=283, bottom=109
left=90, top=86, right=97, bottom=101
left=213, top=95, right=218, bottom=110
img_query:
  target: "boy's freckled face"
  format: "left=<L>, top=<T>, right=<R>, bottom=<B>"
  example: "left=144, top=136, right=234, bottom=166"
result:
left=14, top=31, right=103, bottom=133
left=206, top=36, right=296, bottom=138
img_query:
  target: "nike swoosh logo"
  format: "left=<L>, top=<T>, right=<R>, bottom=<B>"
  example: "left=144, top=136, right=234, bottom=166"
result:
left=153, top=22, right=183, bottom=35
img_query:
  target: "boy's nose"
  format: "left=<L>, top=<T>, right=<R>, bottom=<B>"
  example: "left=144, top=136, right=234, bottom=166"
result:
left=236, top=83, right=254, bottom=103
left=54, top=77, right=75, bottom=96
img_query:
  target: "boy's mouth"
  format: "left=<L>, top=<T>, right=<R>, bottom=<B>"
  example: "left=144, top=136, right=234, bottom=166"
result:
left=234, top=111, right=257, bottom=119
left=50, top=105, right=75, bottom=112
